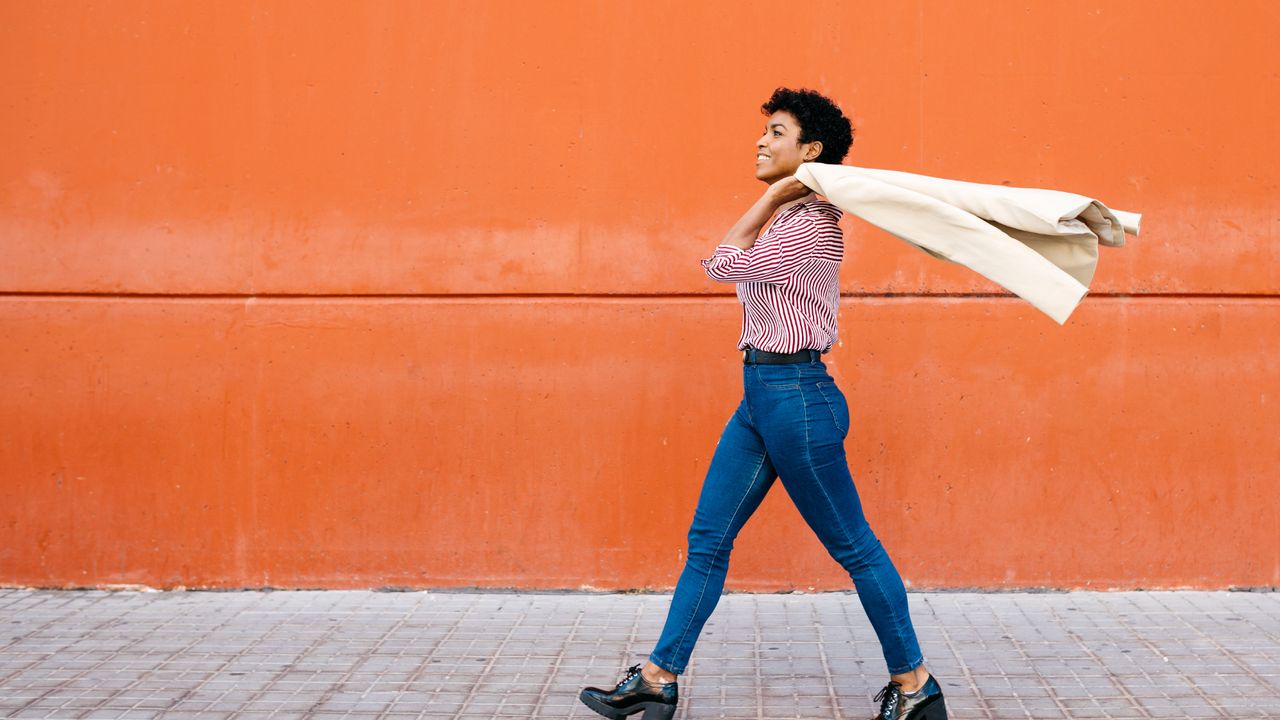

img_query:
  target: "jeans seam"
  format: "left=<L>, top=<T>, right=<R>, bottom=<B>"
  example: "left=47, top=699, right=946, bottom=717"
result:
left=801, top=387, right=917, bottom=673
left=816, top=382, right=848, bottom=435
left=663, top=448, right=768, bottom=673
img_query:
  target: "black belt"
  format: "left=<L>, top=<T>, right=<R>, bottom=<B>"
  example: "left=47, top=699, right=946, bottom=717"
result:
left=742, top=347, right=822, bottom=365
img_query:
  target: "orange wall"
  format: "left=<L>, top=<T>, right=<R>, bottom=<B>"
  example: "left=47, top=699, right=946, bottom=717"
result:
left=2, top=2, right=1277, bottom=590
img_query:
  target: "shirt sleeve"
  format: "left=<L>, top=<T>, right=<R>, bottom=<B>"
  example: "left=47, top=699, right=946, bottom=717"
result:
left=701, top=211, right=829, bottom=285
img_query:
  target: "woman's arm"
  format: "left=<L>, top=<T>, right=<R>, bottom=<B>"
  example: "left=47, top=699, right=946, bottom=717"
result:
left=701, top=177, right=831, bottom=285
left=719, top=177, right=814, bottom=249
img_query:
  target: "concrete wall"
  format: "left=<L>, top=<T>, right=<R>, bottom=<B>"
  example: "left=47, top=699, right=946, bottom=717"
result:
left=3, top=1, right=1277, bottom=590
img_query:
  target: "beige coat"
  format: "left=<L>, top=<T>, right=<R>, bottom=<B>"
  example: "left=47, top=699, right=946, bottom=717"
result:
left=793, top=162, right=1141, bottom=324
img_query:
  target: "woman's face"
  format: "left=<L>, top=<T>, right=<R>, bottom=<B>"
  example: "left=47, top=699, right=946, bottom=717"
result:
left=755, top=110, right=821, bottom=184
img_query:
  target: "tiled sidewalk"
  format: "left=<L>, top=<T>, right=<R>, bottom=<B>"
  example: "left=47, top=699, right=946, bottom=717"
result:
left=0, top=589, right=1275, bottom=719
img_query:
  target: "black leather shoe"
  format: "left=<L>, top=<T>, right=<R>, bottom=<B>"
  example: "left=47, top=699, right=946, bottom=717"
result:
left=579, top=664, right=678, bottom=720
left=872, top=674, right=947, bottom=719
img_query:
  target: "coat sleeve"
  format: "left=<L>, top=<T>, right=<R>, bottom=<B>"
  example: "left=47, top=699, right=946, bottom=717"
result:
left=701, top=213, right=828, bottom=285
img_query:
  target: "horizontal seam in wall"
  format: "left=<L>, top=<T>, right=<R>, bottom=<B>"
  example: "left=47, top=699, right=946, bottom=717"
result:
left=0, top=292, right=1277, bottom=301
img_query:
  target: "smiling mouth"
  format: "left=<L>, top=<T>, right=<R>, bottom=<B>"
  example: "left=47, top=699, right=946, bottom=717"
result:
left=756, top=154, right=770, bottom=161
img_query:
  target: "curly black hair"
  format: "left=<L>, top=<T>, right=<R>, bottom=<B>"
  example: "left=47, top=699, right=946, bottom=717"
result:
left=760, top=87, right=854, bottom=164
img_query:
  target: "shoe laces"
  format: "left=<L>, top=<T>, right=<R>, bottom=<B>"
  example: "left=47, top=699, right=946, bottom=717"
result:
left=873, top=680, right=902, bottom=719
left=617, top=664, right=643, bottom=689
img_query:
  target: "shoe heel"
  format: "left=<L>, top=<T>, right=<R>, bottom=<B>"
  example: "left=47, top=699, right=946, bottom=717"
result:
left=641, top=702, right=676, bottom=720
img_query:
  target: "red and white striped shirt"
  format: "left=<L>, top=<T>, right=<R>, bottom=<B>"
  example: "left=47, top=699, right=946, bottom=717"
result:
left=701, top=199, right=843, bottom=353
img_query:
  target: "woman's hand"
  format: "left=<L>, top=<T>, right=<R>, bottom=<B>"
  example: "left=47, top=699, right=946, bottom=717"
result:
left=765, top=175, right=814, bottom=205
left=717, top=175, right=815, bottom=250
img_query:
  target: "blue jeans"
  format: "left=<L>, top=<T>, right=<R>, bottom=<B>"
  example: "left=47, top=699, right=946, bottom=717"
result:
left=648, top=358, right=924, bottom=676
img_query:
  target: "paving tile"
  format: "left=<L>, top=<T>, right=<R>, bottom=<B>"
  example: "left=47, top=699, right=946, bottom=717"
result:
left=0, top=589, right=1277, bottom=718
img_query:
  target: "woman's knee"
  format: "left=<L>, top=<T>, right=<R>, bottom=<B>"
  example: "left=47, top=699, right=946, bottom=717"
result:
left=822, top=522, right=885, bottom=568
left=686, top=527, right=737, bottom=567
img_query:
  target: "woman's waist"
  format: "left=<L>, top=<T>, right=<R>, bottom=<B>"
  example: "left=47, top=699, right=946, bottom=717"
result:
left=741, top=346, right=824, bottom=365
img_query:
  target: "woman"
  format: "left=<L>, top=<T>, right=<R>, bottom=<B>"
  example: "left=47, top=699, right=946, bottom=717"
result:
left=579, top=87, right=948, bottom=720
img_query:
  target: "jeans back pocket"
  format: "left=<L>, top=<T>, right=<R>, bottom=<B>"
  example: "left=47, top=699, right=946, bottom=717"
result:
left=815, top=381, right=850, bottom=436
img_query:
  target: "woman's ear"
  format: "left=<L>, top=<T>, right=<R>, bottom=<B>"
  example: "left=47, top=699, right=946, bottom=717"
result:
left=804, top=140, right=823, bottom=162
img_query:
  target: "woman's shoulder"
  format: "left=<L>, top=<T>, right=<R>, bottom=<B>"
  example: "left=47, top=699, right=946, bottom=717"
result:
left=763, top=197, right=843, bottom=241
left=802, top=198, right=843, bottom=221
left=779, top=198, right=843, bottom=229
